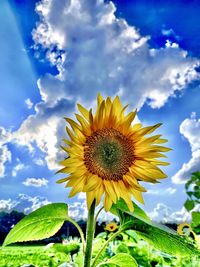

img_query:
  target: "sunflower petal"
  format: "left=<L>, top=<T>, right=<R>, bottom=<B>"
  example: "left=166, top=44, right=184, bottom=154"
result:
left=77, top=103, right=89, bottom=121
left=103, top=194, right=113, bottom=211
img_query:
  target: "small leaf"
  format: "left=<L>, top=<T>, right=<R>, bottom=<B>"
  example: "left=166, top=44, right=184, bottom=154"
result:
left=116, top=243, right=129, bottom=254
left=97, top=253, right=138, bottom=267
left=192, top=211, right=200, bottom=227
left=125, top=230, right=138, bottom=243
left=184, top=199, right=195, bottom=211
left=111, top=200, right=200, bottom=257
left=3, top=203, right=69, bottom=246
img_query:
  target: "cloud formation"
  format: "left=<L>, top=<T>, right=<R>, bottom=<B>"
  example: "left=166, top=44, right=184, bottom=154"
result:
left=172, top=113, right=200, bottom=183
left=23, top=177, right=48, bottom=187
left=2, top=0, right=200, bottom=172
left=0, top=194, right=50, bottom=214
left=0, top=127, right=12, bottom=178
left=148, top=202, right=195, bottom=224
left=25, top=98, right=33, bottom=109
left=12, top=160, right=25, bottom=177
left=146, top=187, right=176, bottom=195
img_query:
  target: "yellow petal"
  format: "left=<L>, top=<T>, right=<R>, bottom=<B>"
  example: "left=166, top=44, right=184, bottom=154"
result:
left=68, top=175, right=86, bottom=197
left=129, top=167, right=159, bottom=183
left=123, top=174, right=146, bottom=192
left=59, top=158, right=83, bottom=166
left=95, top=183, right=104, bottom=206
left=86, top=191, right=95, bottom=210
left=103, top=194, right=113, bottom=211
left=56, top=177, right=70, bottom=184
left=150, top=159, right=170, bottom=166
left=75, top=113, right=91, bottom=135
left=97, top=93, right=103, bottom=106
left=65, top=118, right=81, bottom=132
left=131, top=189, right=144, bottom=204
left=112, top=181, right=121, bottom=200
left=112, top=96, right=123, bottom=116
left=83, top=174, right=102, bottom=191
left=137, top=123, right=162, bottom=136
left=77, top=103, right=89, bottom=121
left=103, top=180, right=117, bottom=203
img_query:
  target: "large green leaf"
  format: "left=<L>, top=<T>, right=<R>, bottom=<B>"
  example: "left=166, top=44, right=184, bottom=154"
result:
left=111, top=198, right=150, bottom=222
left=97, top=253, right=138, bottom=267
left=111, top=199, right=200, bottom=257
left=3, top=203, right=69, bottom=246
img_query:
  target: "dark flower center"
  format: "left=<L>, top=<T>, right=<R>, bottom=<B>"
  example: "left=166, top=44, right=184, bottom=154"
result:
left=84, top=128, right=135, bottom=181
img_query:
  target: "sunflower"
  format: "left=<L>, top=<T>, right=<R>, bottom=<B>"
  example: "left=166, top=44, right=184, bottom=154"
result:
left=177, top=223, right=197, bottom=241
left=57, top=94, right=170, bottom=212
left=177, top=223, right=191, bottom=235
left=104, top=222, right=118, bottom=232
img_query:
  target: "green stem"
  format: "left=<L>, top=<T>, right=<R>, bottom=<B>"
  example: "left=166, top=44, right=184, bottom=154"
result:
left=94, top=206, right=103, bottom=225
left=91, top=229, right=123, bottom=267
left=84, top=200, right=96, bottom=267
left=68, top=218, right=85, bottom=254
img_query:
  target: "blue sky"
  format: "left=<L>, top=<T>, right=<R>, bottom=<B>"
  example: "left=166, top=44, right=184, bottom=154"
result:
left=0, top=0, right=200, bottom=223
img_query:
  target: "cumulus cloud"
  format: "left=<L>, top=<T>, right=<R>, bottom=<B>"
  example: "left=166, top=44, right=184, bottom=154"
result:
left=25, top=98, right=33, bottom=109
left=172, top=113, right=200, bottom=183
left=34, top=158, right=46, bottom=166
left=18, top=193, right=50, bottom=214
left=12, top=159, right=25, bottom=177
left=68, top=199, right=117, bottom=222
left=2, top=0, right=200, bottom=171
left=146, top=187, right=176, bottom=195
left=0, top=194, right=50, bottom=214
left=148, top=202, right=200, bottom=224
left=0, top=145, right=11, bottom=178
left=23, top=177, right=48, bottom=187
left=0, top=127, right=12, bottom=178
left=0, top=199, right=17, bottom=212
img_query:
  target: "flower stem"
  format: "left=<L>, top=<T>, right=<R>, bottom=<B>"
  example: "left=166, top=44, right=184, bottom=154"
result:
left=94, top=206, right=103, bottom=225
left=91, top=228, right=123, bottom=267
left=67, top=217, right=85, bottom=254
left=84, top=200, right=96, bottom=267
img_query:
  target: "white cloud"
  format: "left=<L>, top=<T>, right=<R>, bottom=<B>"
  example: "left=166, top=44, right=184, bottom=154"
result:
left=165, top=187, right=177, bottom=195
left=25, top=98, right=33, bottom=109
left=0, top=145, right=11, bottom=178
left=147, top=187, right=176, bottom=195
left=23, top=177, right=48, bottom=187
left=2, top=0, right=200, bottom=171
left=32, top=0, right=199, bottom=108
left=19, top=194, right=50, bottom=214
left=0, top=199, right=17, bottom=212
left=68, top=199, right=117, bottom=222
left=0, top=127, right=12, bottom=178
left=12, top=160, right=25, bottom=177
left=0, top=194, right=50, bottom=214
left=34, top=158, right=46, bottom=166
left=148, top=203, right=190, bottom=224
left=172, top=113, right=200, bottom=183
left=68, top=201, right=88, bottom=220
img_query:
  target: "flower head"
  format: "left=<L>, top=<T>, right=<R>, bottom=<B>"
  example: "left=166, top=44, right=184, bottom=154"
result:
left=177, top=223, right=191, bottom=235
left=57, top=94, right=170, bottom=211
left=104, top=222, right=118, bottom=232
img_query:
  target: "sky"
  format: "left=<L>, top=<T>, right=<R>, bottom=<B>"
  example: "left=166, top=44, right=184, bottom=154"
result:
left=0, top=0, right=200, bottom=223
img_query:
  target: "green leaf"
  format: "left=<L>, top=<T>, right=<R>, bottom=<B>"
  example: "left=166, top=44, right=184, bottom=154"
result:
left=184, top=199, right=195, bottom=211
left=116, top=243, right=129, bottom=254
left=111, top=198, right=150, bottom=223
left=3, top=203, right=69, bottom=246
left=192, top=211, right=200, bottom=227
left=97, top=253, right=138, bottom=267
left=111, top=199, right=200, bottom=257
left=124, top=230, right=138, bottom=243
